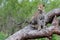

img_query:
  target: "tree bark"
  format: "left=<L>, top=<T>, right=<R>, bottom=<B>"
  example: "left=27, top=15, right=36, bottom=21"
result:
left=45, top=8, right=60, bottom=23
left=5, top=24, right=60, bottom=40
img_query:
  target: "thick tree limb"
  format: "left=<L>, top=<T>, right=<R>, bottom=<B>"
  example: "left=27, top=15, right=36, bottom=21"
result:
left=5, top=24, right=60, bottom=40
left=45, top=8, right=60, bottom=23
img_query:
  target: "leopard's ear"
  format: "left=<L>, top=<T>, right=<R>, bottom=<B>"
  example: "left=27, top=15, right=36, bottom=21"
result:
left=52, top=15, right=59, bottom=26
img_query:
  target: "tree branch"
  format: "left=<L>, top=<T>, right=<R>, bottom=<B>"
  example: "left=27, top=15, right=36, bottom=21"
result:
left=45, top=8, right=60, bottom=23
left=5, top=24, right=60, bottom=40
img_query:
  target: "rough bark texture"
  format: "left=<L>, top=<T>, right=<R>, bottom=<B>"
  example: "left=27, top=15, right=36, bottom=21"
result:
left=45, top=8, right=60, bottom=23
left=5, top=25, right=60, bottom=40
left=5, top=8, right=60, bottom=40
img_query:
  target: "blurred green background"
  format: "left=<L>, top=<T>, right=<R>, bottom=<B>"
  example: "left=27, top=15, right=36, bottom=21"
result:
left=0, top=0, right=60, bottom=40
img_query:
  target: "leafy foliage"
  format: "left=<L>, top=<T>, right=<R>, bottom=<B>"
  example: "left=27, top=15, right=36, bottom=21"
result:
left=0, top=0, right=60, bottom=40
left=0, top=32, right=8, bottom=40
